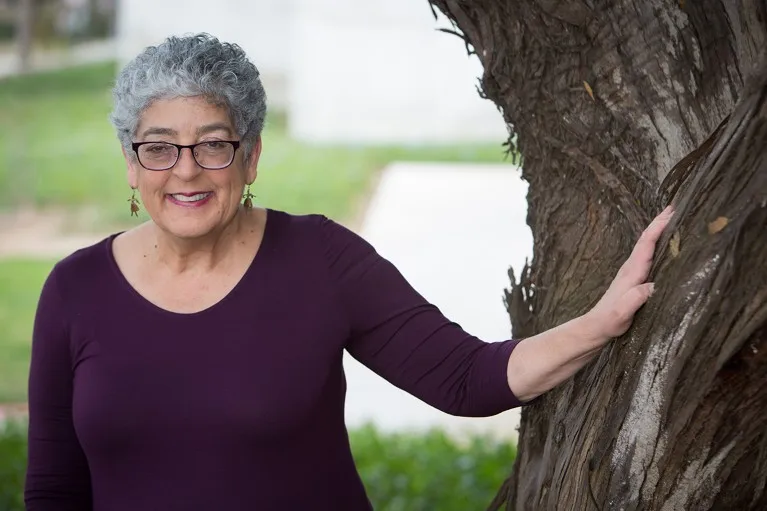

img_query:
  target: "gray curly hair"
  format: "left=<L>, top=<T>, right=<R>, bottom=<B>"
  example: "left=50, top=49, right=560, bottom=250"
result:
left=109, top=33, right=267, bottom=162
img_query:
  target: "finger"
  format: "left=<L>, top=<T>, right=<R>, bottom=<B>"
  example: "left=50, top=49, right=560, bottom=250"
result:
left=659, top=204, right=674, bottom=217
left=642, top=207, right=675, bottom=244
left=614, top=207, right=675, bottom=286
left=624, top=208, right=675, bottom=272
left=615, top=282, right=655, bottom=321
left=617, top=232, right=659, bottom=284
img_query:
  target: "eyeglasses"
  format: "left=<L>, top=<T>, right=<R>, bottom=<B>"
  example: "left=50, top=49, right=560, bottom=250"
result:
left=131, top=140, right=241, bottom=171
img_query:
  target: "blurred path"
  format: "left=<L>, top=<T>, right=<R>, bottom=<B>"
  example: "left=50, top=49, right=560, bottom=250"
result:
left=344, top=161, right=531, bottom=441
left=0, top=208, right=109, bottom=260
left=0, top=403, right=26, bottom=423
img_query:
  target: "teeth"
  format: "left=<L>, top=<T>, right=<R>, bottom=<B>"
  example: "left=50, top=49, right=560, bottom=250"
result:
left=172, top=193, right=210, bottom=202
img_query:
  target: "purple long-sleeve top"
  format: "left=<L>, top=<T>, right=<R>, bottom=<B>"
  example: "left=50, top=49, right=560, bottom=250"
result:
left=25, top=209, right=522, bottom=510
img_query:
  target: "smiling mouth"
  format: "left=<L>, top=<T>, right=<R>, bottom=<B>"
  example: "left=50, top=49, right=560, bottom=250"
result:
left=170, top=192, right=211, bottom=202
left=167, top=192, right=213, bottom=204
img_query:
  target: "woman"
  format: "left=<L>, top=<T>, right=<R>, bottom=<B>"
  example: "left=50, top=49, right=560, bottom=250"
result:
left=25, top=34, right=673, bottom=510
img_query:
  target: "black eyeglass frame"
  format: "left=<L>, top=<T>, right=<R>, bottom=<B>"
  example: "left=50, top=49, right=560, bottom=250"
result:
left=131, top=140, right=241, bottom=171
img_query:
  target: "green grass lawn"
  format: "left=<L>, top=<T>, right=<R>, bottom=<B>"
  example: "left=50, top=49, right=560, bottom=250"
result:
left=0, top=61, right=514, bottom=228
left=0, top=259, right=56, bottom=402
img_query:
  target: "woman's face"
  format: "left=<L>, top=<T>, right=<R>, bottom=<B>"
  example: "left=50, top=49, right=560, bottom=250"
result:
left=125, top=96, right=261, bottom=240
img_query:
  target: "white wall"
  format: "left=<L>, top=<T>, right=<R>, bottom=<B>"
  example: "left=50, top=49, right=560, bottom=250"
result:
left=115, top=0, right=292, bottom=109
left=289, top=0, right=508, bottom=143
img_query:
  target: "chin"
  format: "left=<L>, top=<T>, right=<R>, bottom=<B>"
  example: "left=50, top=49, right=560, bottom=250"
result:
left=161, top=224, right=214, bottom=240
left=150, top=196, right=238, bottom=238
left=154, top=214, right=227, bottom=240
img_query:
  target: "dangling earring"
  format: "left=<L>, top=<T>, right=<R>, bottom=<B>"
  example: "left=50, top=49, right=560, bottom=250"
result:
left=128, top=187, right=140, bottom=217
left=243, top=184, right=255, bottom=210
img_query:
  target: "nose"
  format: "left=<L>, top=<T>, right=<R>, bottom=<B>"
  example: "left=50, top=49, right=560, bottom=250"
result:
left=171, top=147, right=203, bottom=180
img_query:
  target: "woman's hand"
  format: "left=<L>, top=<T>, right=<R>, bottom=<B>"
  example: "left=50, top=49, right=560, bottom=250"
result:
left=506, top=206, right=675, bottom=402
left=583, top=205, right=675, bottom=340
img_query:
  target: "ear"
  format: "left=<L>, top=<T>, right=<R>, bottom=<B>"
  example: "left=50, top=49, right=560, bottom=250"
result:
left=123, top=146, right=139, bottom=189
left=245, top=136, right=262, bottom=185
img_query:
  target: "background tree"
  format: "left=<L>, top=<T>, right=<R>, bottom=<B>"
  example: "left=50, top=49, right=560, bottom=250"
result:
left=427, top=0, right=767, bottom=509
left=15, top=0, right=33, bottom=72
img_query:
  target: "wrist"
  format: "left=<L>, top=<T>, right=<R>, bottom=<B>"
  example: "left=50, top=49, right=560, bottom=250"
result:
left=572, top=313, right=611, bottom=351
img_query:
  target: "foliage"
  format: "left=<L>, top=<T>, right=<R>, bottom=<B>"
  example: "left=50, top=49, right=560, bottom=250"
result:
left=0, top=420, right=25, bottom=511
left=0, top=21, right=13, bottom=41
left=350, top=424, right=516, bottom=510
left=0, top=259, right=56, bottom=402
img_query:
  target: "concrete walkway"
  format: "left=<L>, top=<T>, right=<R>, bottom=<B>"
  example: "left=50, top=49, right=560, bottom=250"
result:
left=343, top=161, right=531, bottom=440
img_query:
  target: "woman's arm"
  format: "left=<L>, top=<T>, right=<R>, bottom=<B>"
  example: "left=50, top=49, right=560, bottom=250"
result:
left=505, top=315, right=606, bottom=402
left=320, top=216, right=523, bottom=416
left=319, top=205, right=672, bottom=415
left=507, top=206, right=673, bottom=402
left=25, top=269, right=93, bottom=510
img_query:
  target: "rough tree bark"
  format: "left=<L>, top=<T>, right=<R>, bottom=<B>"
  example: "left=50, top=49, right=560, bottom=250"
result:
left=427, top=0, right=767, bottom=509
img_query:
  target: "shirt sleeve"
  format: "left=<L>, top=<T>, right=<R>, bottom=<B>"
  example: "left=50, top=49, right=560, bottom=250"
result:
left=25, top=267, right=93, bottom=510
left=319, top=216, right=523, bottom=417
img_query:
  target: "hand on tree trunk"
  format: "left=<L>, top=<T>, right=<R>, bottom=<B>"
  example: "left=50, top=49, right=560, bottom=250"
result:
left=582, top=205, right=675, bottom=340
left=506, top=206, right=674, bottom=403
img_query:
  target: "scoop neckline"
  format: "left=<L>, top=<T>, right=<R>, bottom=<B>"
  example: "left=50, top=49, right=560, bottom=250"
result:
left=104, top=208, right=277, bottom=318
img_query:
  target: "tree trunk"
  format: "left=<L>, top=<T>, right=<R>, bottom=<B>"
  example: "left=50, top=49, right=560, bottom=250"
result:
left=16, top=0, right=34, bottom=73
left=428, top=0, right=767, bottom=509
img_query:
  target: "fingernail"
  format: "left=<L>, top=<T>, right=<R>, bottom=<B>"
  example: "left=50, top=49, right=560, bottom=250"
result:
left=648, top=283, right=656, bottom=296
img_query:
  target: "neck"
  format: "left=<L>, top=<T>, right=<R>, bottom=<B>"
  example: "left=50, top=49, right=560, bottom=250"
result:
left=149, top=207, right=257, bottom=273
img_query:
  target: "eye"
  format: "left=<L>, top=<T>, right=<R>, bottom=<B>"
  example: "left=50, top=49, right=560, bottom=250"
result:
left=144, top=143, right=173, bottom=154
left=202, top=141, right=226, bottom=150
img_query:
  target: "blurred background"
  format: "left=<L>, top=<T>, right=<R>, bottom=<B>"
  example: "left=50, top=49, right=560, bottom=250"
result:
left=0, top=1, right=532, bottom=509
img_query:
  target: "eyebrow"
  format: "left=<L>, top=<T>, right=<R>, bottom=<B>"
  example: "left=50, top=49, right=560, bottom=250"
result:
left=140, top=123, right=234, bottom=138
left=197, top=123, right=234, bottom=136
left=141, top=127, right=176, bottom=138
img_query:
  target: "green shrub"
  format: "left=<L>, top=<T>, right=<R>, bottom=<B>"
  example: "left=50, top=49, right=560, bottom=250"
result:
left=0, top=420, right=26, bottom=511
left=0, top=421, right=515, bottom=510
left=350, top=423, right=516, bottom=510
left=0, top=21, right=13, bottom=41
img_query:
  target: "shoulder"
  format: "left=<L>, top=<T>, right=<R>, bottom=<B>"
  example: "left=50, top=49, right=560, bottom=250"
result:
left=266, top=210, right=385, bottom=295
left=267, top=208, right=337, bottom=235
left=48, top=233, right=119, bottom=294
left=34, top=234, right=118, bottom=328
left=266, top=209, right=376, bottom=260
